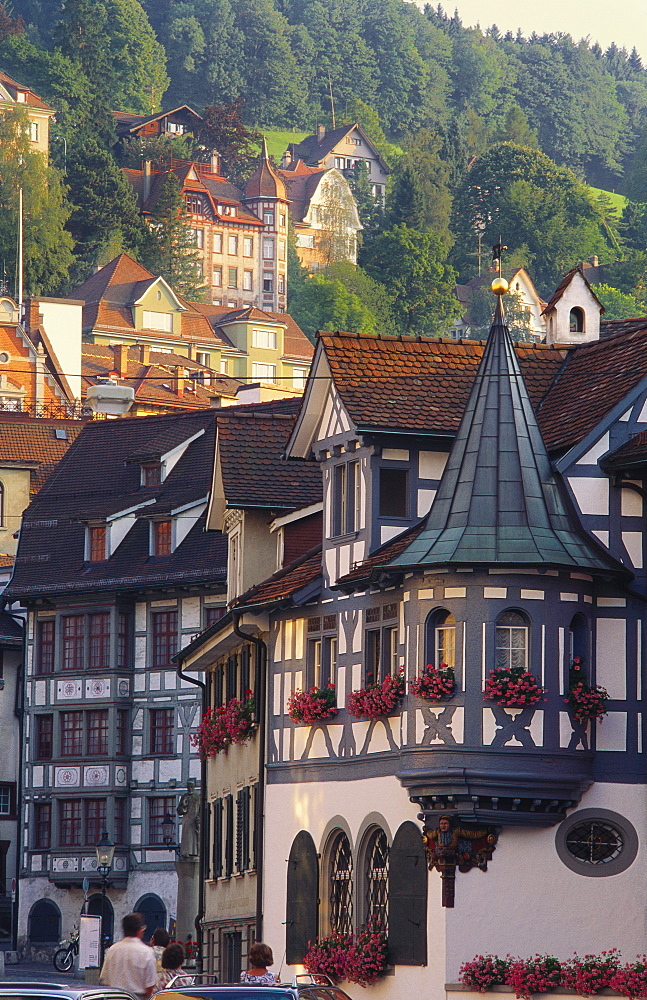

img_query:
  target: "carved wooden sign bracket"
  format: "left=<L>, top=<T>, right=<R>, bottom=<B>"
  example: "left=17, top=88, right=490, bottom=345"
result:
left=422, top=815, right=498, bottom=907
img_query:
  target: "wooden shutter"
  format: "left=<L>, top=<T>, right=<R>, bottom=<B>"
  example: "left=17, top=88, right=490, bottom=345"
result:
left=286, top=830, right=319, bottom=964
left=388, top=821, right=427, bottom=966
left=212, top=798, right=223, bottom=878
left=225, top=794, right=234, bottom=876
left=240, top=786, right=250, bottom=871
left=204, top=801, right=212, bottom=880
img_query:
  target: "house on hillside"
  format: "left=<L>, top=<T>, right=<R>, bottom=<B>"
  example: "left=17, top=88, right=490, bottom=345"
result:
left=177, top=398, right=322, bottom=979
left=286, top=123, right=390, bottom=201
left=112, top=106, right=203, bottom=145
left=0, top=70, right=54, bottom=159
left=4, top=409, right=228, bottom=957
left=178, top=277, right=647, bottom=991
left=456, top=267, right=546, bottom=341
left=123, top=142, right=289, bottom=312
left=277, top=160, right=362, bottom=269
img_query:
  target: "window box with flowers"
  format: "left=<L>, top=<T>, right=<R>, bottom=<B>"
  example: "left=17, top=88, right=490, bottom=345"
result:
left=482, top=666, right=546, bottom=707
left=190, top=695, right=255, bottom=758
left=305, top=920, right=388, bottom=987
left=459, top=951, right=622, bottom=998
left=287, top=684, right=338, bottom=724
left=566, top=657, right=609, bottom=724
left=410, top=663, right=456, bottom=700
left=348, top=670, right=405, bottom=720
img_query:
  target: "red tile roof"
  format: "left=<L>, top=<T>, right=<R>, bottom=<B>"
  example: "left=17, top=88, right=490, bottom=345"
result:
left=318, top=332, right=565, bottom=436
left=537, top=325, right=647, bottom=452
left=336, top=522, right=425, bottom=589
left=0, top=69, right=53, bottom=111
left=68, top=253, right=218, bottom=346
left=244, top=140, right=286, bottom=200
left=602, top=429, right=647, bottom=471
left=0, top=417, right=84, bottom=493
left=233, top=545, right=322, bottom=609
left=542, top=267, right=604, bottom=315
left=191, top=304, right=314, bottom=362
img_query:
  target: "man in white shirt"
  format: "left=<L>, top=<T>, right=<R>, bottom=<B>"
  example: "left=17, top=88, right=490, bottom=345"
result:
left=100, top=912, right=158, bottom=1000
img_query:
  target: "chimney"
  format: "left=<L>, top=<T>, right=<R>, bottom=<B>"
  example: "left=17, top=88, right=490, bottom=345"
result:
left=590, top=255, right=599, bottom=267
left=210, top=150, right=221, bottom=175
left=281, top=150, right=292, bottom=169
left=172, top=366, right=188, bottom=397
left=139, top=344, right=150, bottom=364
left=316, top=125, right=325, bottom=143
left=24, top=298, right=43, bottom=333
left=112, top=343, right=130, bottom=378
left=143, top=160, right=152, bottom=204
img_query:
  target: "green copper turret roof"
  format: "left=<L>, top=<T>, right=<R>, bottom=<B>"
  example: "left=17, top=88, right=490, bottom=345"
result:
left=389, top=295, right=625, bottom=575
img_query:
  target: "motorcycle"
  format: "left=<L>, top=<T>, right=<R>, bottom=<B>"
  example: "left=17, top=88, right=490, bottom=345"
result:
left=53, top=928, right=79, bottom=973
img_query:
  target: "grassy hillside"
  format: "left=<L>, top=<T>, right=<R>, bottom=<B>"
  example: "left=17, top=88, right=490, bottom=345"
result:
left=588, top=186, right=628, bottom=214
left=260, top=129, right=309, bottom=161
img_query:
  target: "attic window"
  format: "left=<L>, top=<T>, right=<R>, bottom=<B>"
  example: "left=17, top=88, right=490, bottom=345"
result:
left=54, top=428, right=68, bottom=440
left=87, top=525, right=107, bottom=562
left=142, top=462, right=162, bottom=486
left=152, top=519, right=173, bottom=557
left=569, top=307, right=585, bottom=333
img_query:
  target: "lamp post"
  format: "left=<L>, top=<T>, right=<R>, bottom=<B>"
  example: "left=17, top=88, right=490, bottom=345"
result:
left=95, top=830, right=115, bottom=966
left=162, top=812, right=178, bottom=853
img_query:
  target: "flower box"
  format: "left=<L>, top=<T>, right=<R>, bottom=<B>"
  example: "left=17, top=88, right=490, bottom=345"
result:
left=482, top=666, right=546, bottom=707
left=348, top=670, right=405, bottom=720
left=305, top=920, right=388, bottom=987
left=459, top=951, right=627, bottom=998
left=287, top=684, right=338, bottom=724
left=566, top=658, right=609, bottom=724
left=410, top=663, right=456, bottom=700
left=190, top=695, right=255, bottom=758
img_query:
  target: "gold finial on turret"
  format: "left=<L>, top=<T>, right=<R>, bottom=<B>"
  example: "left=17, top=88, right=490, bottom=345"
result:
left=491, top=277, right=509, bottom=296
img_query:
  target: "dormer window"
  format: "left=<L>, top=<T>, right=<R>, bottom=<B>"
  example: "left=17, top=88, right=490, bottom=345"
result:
left=142, top=462, right=162, bottom=486
left=87, top=525, right=107, bottom=562
left=569, top=307, right=584, bottom=333
left=151, top=519, right=173, bottom=557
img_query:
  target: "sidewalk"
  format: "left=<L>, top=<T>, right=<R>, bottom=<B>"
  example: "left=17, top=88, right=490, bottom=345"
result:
left=0, top=960, right=84, bottom=983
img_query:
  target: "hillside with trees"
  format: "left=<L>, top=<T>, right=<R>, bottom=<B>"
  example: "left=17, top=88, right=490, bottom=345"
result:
left=3, top=0, right=647, bottom=330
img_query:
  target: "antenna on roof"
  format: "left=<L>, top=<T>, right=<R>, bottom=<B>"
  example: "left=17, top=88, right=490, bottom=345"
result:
left=327, top=73, right=336, bottom=130
left=16, top=187, right=23, bottom=307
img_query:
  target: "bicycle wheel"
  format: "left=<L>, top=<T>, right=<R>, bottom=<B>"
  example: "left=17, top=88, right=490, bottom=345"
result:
left=53, top=947, right=74, bottom=972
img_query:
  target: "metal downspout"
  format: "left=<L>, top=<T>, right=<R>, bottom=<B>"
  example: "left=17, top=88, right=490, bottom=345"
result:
left=176, top=656, right=206, bottom=974
left=232, top=613, right=267, bottom=943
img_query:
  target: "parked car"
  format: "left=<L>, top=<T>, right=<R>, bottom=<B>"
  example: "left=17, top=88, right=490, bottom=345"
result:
left=153, top=975, right=353, bottom=1000
left=0, top=985, right=135, bottom=1000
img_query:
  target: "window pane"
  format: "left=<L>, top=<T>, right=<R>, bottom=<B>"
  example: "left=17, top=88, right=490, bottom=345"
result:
left=150, top=708, right=174, bottom=755
left=329, top=834, right=353, bottom=935
left=35, top=803, right=51, bottom=848
left=88, top=613, right=110, bottom=669
left=365, top=829, right=389, bottom=930
left=35, top=715, right=53, bottom=760
left=85, top=799, right=107, bottom=846
left=152, top=611, right=178, bottom=668
left=61, top=712, right=83, bottom=756
left=60, top=800, right=81, bottom=846
left=36, top=620, right=55, bottom=675
left=379, top=468, right=408, bottom=517
left=149, top=796, right=176, bottom=844
left=87, top=710, right=108, bottom=755
left=62, top=615, right=84, bottom=671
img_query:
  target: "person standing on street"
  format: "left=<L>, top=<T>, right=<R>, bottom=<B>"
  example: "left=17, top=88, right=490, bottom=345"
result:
left=100, top=912, right=158, bottom=1000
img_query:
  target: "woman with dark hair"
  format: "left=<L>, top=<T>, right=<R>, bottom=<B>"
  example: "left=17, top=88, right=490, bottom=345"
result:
left=157, top=943, right=195, bottom=990
left=150, top=928, right=170, bottom=975
left=240, top=943, right=277, bottom=984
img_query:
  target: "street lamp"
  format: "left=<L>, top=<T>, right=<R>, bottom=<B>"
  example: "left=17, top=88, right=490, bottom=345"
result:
left=162, top=812, right=178, bottom=853
left=95, top=831, right=114, bottom=965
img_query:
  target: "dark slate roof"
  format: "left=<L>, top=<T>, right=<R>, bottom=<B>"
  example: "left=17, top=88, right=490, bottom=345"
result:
left=218, top=400, right=322, bottom=510
left=288, top=123, right=390, bottom=174
left=6, top=410, right=226, bottom=600
left=537, top=324, right=647, bottom=453
left=0, top=416, right=85, bottom=494
left=0, top=610, right=22, bottom=644
left=318, top=332, right=565, bottom=437
left=388, top=297, right=626, bottom=575
left=600, top=317, right=647, bottom=337
left=233, top=545, right=322, bottom=610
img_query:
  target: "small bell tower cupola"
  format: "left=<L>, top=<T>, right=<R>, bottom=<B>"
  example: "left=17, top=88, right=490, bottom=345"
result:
left=542, top=267, right=605, bottom=345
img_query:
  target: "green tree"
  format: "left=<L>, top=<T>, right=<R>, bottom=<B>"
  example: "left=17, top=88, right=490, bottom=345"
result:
left=360, top=224, right=460, bottom=335
left=65, top=134, right=150, bottom=282
left=619, top=201, right=647, bottom=252
left=387, top=130, right=452, bottom=239
left=350, top=160, right=384, bottom=239
left=289, top=274, right=376, bottom=341
left=118, top=133, right=198, bottom=169
left=57, top=0, right=169, bottom=114
left=325, top=260, right=397, bottom=335
left=466, top=285, right=534, bottom=341
left=591, top=283, right=642, bottom=319
left=339, top=98, right=400, bottom=165
left=145, top=172, right=207, bottom=300
left=492, top=104, right=538, bottom=147
left=451, top=143, right=611, bottom=292
left=0, top=107, right=74, bottom=295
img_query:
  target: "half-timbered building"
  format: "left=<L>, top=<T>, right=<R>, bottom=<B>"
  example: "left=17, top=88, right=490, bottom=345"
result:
left=182, top=275, right=647, bottom=995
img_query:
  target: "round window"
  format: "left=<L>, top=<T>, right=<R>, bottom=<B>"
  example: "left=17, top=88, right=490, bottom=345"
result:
left=556, top=808, right=638, bottom=877
left=0, top=352, right=9, bottom=363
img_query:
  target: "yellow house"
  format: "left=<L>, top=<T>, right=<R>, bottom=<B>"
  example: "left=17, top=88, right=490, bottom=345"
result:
left=0, top=70, right=55, bottom=159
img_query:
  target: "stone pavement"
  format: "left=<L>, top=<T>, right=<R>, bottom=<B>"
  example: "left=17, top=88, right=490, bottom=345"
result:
left=0, top=960, right=84, bottom=983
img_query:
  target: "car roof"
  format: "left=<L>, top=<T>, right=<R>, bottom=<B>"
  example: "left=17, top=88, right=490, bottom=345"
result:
left=0, top=988, right=134, bottom=1000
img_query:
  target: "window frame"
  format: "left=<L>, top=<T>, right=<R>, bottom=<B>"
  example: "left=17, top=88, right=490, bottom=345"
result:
left=149, top=707, right=175, bottom=755
left=379, top=466, right=409, bottom=519
left=148, top=795, right=176, bottom=846
left=495, top=609, right=530, bottom=671
left=151, top=609, right=178, bottom=668
left=332, top=460, right=360, bottom=537
left=151, top=518, right=173, bottom=557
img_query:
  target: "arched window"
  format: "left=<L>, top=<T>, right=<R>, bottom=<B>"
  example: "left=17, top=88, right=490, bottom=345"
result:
left=425, top=609, right=456, bottom=668
left=569, top=614, right=589, bottom=664
left=569, top=307, right=584, bottom=333
left=364, top=828, right=389, bottom=931
left=495, top=610, right=529, bottom=669
left=28, top=898, right=61, bottom=944
left=328, top=831, right=353, bottom=935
